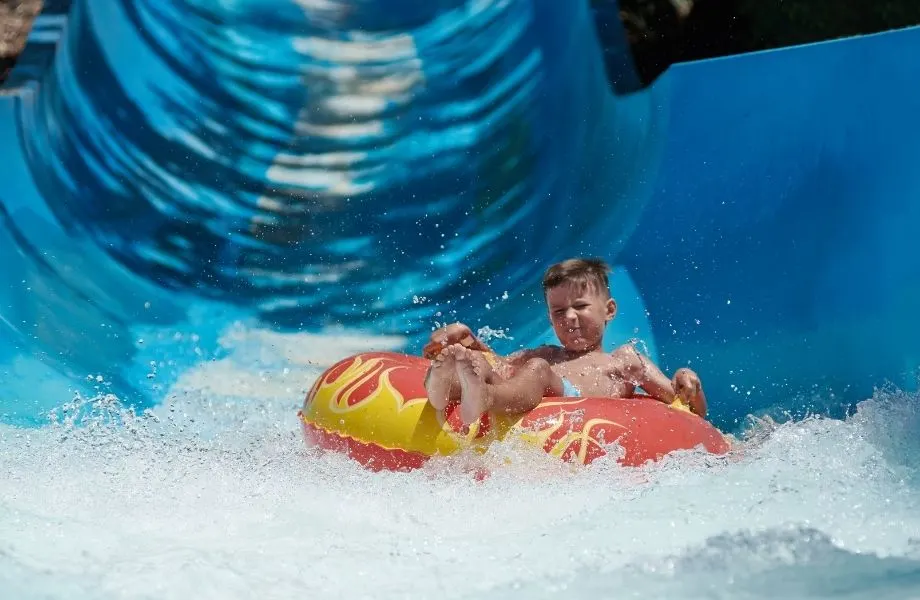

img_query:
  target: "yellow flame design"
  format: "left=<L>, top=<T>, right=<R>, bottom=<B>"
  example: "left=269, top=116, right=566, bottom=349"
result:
left=320, top=359, right=425, bottom=415
left=514, top=412, right=627, bottom=464
left=304, top=355, right=489, bottom=456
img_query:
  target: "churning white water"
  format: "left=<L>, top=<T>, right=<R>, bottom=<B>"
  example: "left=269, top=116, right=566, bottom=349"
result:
left=2, top=324, right=920, bottom=600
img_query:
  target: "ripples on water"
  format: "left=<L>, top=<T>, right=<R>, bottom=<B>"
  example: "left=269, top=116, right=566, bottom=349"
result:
left=2, top=328, right=919, bottom=600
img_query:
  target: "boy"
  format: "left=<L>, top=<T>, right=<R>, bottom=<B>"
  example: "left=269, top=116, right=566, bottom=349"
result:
left=423, top=258, right=707, bottom=426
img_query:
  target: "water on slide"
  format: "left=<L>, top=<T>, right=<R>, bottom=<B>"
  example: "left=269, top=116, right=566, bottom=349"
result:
left=2, top=0, right=920, bottom=597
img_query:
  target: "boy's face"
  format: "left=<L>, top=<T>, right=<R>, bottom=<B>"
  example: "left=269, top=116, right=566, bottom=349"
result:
left=545, top=281, right=616, bottom=352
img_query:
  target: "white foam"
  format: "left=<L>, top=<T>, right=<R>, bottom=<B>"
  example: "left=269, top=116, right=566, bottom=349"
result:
left=1, top=326, right=918, bottom=599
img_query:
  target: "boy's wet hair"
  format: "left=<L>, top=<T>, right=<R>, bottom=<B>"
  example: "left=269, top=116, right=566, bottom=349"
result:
left=542, top=258, right=612, bottom=297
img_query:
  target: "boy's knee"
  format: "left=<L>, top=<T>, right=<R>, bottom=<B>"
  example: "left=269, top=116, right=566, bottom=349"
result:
left=523, top=357, right=552, bottom=374
left=524, top=358, right=557, bottom=384
left=522, top=358, right=562, bottom=395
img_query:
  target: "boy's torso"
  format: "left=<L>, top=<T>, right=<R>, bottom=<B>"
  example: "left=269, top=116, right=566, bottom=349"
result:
left=525, top=345, right=637, bottom=398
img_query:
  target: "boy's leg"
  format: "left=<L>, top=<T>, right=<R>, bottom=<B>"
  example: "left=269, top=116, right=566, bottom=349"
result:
left=424, top=347, right=460, bottom=410
left=425, top=344, right=511, bottom=410
left=454, top=348, right=563, bottom=426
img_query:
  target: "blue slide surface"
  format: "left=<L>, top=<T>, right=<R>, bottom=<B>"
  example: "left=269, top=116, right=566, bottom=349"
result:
left=2, top=0, right=919, bottom=429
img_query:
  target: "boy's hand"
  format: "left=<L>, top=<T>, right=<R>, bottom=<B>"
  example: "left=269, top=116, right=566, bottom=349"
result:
left=423, top=322, right=478, bottom=359
left=673, top=368, right=700, bottom=397
left=672, top=368, right=706, bottom=417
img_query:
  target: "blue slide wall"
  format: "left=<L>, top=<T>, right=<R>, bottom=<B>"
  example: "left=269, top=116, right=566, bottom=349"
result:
left=621, top=29, right=920, bottom=423
left=1, top=0, right=918, bottom=429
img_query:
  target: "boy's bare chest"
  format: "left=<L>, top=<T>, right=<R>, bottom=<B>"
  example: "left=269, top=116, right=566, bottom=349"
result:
left=548, top=354, right=633, bottom=397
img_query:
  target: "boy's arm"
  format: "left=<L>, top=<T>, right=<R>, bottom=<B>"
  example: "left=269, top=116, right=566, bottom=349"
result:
left=614, top=345, right=708, bottom=417
left=614, top=345, right=675, bottom=402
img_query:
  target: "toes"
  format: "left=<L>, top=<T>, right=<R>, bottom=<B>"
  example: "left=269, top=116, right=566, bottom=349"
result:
left=439, top=345, right=460, bottom=361
left=471, top=355, right=490, bottom=377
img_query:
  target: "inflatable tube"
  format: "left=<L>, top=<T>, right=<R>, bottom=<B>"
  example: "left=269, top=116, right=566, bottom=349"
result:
left=299, top=352, right=730, bottom=472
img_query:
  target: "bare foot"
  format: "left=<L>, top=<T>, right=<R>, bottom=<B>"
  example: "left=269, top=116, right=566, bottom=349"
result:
left=454, top=347, right=495, bottom=425
left=425, top=345, right=460, bottom=410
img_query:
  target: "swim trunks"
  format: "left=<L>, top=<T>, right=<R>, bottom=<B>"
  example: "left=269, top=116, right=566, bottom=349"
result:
left=561, top=377, right=582, bottom=397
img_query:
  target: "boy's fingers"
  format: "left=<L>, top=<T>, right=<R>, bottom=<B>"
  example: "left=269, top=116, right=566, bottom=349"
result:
left=423, top=341, right=443, bottom=359
left=448, top=322, right=471, bottom=336
left=423, top=334, right=453, bottom=358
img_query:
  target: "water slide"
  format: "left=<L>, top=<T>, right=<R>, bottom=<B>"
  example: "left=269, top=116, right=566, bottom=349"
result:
left=2, top=0, right=919, bottom=430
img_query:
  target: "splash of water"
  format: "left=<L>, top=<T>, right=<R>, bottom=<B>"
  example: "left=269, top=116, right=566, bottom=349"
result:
left=1, top=328, right=918, bottom=599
